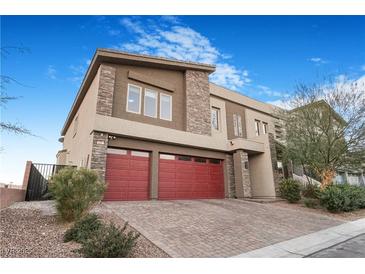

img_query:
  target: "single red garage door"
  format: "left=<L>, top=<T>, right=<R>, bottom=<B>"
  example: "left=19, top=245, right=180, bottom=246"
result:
left=159, top=154, right=224, bottom=200
left=104, top=148, right=150, bottom=201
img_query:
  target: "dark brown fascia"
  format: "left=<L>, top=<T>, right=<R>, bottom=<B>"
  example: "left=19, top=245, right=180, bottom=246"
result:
left=60, top=48, right=216, bottom=136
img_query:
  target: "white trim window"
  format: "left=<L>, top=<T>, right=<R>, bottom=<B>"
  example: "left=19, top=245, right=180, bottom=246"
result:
left=144, top=89, right=158, bottom=118
left=255, top=120, right=260, bottom=136
left=233, top=114, right=243, bottom=137
left=160, top=94, right=172, bottom=121
left=262, top=122, right=268, bottom=134
left=211, top=107, right=220, bottom=130
left=126, top=84, right=142, bottom=114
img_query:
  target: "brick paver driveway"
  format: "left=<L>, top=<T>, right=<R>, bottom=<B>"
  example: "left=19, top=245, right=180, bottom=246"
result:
left=103, top=199, right=343, bottom=257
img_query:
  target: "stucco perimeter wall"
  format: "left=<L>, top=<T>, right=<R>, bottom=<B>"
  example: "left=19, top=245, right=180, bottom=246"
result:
left=0, top=188, right=26, bottom=209
left=248, top=134, right=277, bottom=197
left=61, top=67, right=101, bottom=167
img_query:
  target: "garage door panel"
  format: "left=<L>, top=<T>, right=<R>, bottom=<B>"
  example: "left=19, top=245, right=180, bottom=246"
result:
left=104, top=150, right=150, bottom=201
left=159, top=154, right=224, bottom=200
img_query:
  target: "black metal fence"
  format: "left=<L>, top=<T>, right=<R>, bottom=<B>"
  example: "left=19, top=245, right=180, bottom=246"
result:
left=25, top=163, right=73, bottom=201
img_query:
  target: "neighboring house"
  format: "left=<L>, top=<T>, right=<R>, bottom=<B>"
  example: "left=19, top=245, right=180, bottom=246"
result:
left=57, top=48, right=284, bottom=201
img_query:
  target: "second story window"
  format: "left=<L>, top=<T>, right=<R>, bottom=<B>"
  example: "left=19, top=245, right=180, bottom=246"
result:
left=211, top=107, right=220, bottom=130
left=144, top=89, right=158, bottom=118
left=126, top=84, right=142, bottom=114
left=160, top=94, right=172, bottom=121
left=233, top=114, right=243, bottom=137
left=255, top=120, right=260, bottom=136
left=262, top=122, right=268, bottom=134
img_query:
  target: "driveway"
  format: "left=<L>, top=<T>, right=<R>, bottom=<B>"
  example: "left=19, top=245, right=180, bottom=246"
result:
left=102, top=199, right=343, bottom=257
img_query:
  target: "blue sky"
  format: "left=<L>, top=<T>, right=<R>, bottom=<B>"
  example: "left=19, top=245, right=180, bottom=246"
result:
left=1, top=15, right=365, bottom=184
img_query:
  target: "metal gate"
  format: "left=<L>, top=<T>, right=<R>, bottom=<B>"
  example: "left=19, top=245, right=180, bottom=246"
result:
left=25, top=163, right=72, bottom=201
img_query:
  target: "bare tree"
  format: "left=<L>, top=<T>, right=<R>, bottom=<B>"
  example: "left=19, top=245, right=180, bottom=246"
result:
left=1, top=46, right=33, bottom=135
left=278, top=76, right=365, bottom=188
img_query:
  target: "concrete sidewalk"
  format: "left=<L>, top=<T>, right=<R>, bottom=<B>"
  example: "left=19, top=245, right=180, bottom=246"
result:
left=234, top=218, right=365, bottom=258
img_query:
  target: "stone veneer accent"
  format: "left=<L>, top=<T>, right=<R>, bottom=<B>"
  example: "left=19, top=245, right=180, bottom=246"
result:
left=225, top=154, right=236, bottom=198
left=233, top=150, right=252, bottom=198
left=185, top=70, right=211, bottom=136
left=91, top=64, right=115, bottom=181
left=269, top=133, right=283, bottom=196
left=96, top=64, right=116, bottom=116
left=90, top=132, right=108, bottom=180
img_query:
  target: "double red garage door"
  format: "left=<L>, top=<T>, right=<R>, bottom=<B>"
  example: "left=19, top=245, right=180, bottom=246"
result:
left=104, top=148, right=224, bottom=201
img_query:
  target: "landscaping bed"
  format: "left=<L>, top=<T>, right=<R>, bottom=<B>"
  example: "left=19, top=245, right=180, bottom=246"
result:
left=272, top=201, right=365, bottom=221
left=0, top=201, right=169, bottom=258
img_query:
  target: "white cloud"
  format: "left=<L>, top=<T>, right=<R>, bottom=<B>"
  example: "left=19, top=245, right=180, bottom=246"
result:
left=266, top=99, right=291, bottom=110
left=116, top=17, right=252, bottom=90
left=46, top=65, right=57, bottom=79
left=308, top=57, right=327, bottom=65
left=108, top=29, right=120, bottom=36
left=256, top=85, right=289, bottom=98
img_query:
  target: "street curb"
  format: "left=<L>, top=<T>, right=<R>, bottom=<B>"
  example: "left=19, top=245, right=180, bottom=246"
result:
left=233, top=218, right=365, bottom=258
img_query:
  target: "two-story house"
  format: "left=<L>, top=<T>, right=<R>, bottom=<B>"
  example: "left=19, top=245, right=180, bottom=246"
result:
left=57, top=48, right=283, bottom=201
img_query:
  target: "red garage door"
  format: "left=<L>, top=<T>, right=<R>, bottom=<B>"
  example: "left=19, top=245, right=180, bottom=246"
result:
left=104, top=148, right=150, bottom=201
left=159, top=154, right=224, bottom=200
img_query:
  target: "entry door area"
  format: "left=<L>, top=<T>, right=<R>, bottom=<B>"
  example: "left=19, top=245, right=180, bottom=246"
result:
left=159, top=154, right=224, bottom=200
left=104, top=148, right=150, bottom=201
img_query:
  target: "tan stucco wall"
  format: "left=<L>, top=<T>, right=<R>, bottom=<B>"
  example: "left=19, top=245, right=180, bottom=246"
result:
left=94, top=114, right=265, bottom=153
left=245, top=108, right=275, bottom=140
left=248, top=134, right=276, bottom=197
left=62, top=67, right=100, bottom=167
left=112, top=64, right=186, bottom=131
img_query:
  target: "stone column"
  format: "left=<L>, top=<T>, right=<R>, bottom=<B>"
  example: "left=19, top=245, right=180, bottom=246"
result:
left=233, top=150, right=252, bottom=198
left=90, top=132, right=108, bottom=180
left=90, top=64, right=116, bottom=181
left=185, top=70, right=211, bottom=136
left=96, top=64, right=116, bottom=116
left=224, top=154, right=235, bottom=198
left=150, top=150, right=159, bottom=200
left=268, top=133, right=283, bottom=196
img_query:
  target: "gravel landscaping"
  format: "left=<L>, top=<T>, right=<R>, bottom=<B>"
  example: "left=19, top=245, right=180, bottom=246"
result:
left=0, top=201, right=169, bottom=258
left=272, top=201, right=365, bottom=221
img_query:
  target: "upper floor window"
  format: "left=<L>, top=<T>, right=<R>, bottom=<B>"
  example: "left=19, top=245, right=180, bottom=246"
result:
left=160, top=94, right=172, bottom=121
left=262, top=122, right=268, bottom=134
left=255, top=120, right=260, bottom=136
left=233, top=114, right=243, bottom=137
left=144, top=89, right=158, bottom=118
left=211, top=107, right=220, bottom=130
left=126, top=84, right=142, bottom=114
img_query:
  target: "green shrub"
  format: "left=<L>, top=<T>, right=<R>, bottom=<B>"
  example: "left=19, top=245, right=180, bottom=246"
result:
left=77, top=223, right=140, bottom=258
left=301, top=183, right=320, bottom=199
left=279, top=179, right=301, bottom=203
left=319, top=184, right=365, bottom=212
left=303, top=197, right=319, bottom=208
left=49, top=167, right=106, bottom=222
left=64, top=213, right=103, bottom=243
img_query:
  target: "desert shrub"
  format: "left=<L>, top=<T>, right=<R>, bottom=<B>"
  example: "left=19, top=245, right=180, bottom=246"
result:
left=301, top=183, right=320, bottom=199
left=279, top=179, right=301, bottom=203
left=64, top=213, right=103, bottom=243
left=303, top=197, right=319, bottom=208
left=319, top=184, right=365, bottom=212
left=49, top=167, right=106, bottom=222
left=77, top=223, right=140, bottom=258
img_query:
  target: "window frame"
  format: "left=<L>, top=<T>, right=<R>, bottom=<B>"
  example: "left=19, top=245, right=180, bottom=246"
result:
left=255, top=120, right=261, bottom=136
left=262, top=122, right=268, bottom=134
left=211, top=107, right=220, bottom=131
left=143, top=88, right=158, bottom=118
left=126, top=83, right=142, bottom=114
left=160, top=93, right=172, bottom=121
